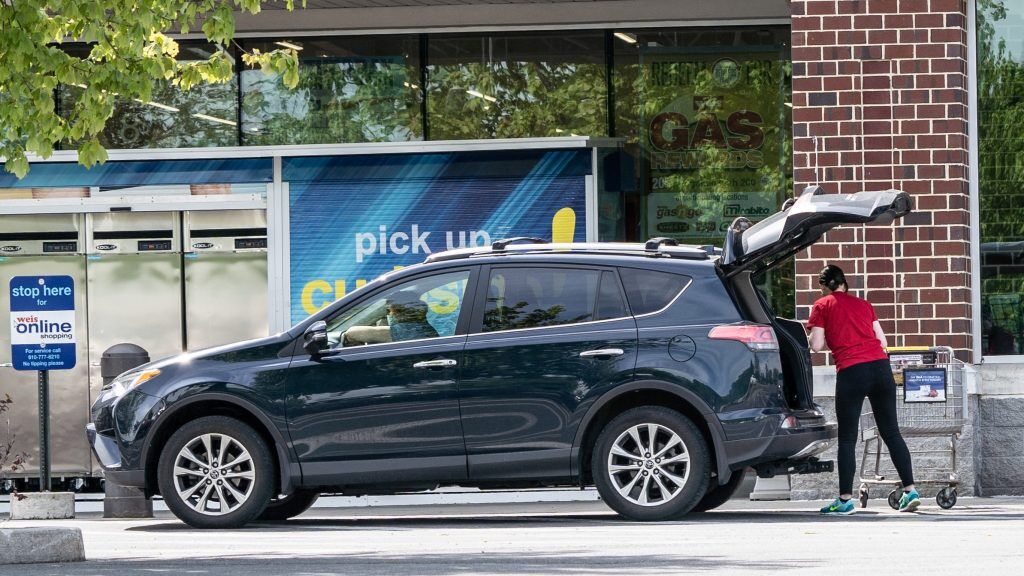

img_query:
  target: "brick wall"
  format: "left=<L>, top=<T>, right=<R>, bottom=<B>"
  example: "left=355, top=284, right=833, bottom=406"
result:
left=790, top=0, right=973, bottom=362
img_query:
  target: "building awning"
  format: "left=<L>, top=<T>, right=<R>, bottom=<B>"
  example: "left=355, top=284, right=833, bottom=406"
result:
left=233, top=0, right=790, bottom=35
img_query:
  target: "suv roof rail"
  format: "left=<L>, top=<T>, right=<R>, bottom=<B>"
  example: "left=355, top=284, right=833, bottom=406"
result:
left=492, top=237, right=548, bottom=251
left=424, top=241, right=714, bottom=264
left=700, top=244, right=723, bottom=256
left=644, top=237, right=679, bottom=251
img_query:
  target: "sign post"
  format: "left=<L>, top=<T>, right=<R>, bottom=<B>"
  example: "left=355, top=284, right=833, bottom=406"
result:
left=8, top=275, right=77, bottom=492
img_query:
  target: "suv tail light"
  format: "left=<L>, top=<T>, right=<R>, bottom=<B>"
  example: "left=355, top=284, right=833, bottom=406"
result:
left=708, top=324, right=779, bottom=351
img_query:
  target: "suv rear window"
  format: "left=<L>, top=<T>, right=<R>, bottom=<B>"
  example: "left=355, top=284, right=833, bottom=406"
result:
left=484, top=267, right=601, bottom=332
left=619, top=269, right=691, bottom=315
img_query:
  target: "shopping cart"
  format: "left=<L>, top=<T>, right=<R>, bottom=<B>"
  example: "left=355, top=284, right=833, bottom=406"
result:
left=857, top=346, right=965, bottom=510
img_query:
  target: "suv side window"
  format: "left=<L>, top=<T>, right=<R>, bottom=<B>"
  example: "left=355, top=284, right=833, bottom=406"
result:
left=619, top=268, right=691, bottom=315
left=483, top=267, right=600, bottom=332
left=325, top=270, right=471, bottom=346
left=596, top=271, right=628, bottom=320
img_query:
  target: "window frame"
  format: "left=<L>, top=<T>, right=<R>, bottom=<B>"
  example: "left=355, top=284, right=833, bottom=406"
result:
left=467, top=263, right=632, bottom=336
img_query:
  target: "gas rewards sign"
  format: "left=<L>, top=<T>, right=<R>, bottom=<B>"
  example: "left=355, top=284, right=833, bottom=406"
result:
left=640, top=53, right=789, bottom=244
left=285, top=150, right=590, bottom=323
left=9, top=275, right=76, bottom=370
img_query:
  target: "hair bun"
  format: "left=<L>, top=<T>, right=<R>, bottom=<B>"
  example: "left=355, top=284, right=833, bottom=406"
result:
left=819, top=264, right=847, bottom=291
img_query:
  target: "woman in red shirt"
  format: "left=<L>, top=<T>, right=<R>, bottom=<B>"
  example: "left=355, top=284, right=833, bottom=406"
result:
left=807, top=265, right=919, bottom=515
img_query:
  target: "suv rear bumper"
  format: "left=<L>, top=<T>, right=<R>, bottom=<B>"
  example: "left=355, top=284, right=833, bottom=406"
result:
left=721, top=409, right=837, bottom=474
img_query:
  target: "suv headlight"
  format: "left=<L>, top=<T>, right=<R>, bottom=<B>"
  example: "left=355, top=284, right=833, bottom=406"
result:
left=108, top=369, right=162, bottom=397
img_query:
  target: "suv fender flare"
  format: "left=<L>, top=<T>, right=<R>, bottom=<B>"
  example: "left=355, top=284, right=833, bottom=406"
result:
left=142, top=390, right=298, bottom=495
left=571, top=380, right=730, bottom=484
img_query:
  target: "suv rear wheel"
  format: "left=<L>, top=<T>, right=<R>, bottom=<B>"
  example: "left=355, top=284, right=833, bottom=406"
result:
left=592, top=406, right=710, bottom=521
left=157, top=416, right=274, bottom=529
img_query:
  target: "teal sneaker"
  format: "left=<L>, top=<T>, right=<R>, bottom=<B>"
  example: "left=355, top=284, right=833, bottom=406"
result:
left=820, top=498, right=856, bottom=515
left=898, top=490, right=921, bottom=512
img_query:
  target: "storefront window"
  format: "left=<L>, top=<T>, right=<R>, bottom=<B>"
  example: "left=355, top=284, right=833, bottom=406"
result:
left=240, top=36, right=422, bottom=145
left=613, top=27, right=793, bottom=316
left=426, top=31, right=607, bottom=140
left=57, top=43, right=239, bottom=149
left=978, top=0, right=1024, bottom=356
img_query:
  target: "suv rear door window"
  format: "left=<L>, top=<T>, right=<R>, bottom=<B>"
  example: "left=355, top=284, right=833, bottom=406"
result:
left=619, top=269, right=691, bottom=315
left=483, top=267, right=600, bottom=332
left=596, top=271, right=628, bottom=320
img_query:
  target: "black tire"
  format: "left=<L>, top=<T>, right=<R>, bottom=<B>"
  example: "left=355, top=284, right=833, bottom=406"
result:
left=887, top=489, right=901, bottom=510
left=937, top=487, right=957, bottom=509
left=592, top=406, right=710, bottom=521
left=691, top=468, right=745, bottom=513
left=257, top=490, right=320, bottom=521
left=157, top=416, right=274, bottom=529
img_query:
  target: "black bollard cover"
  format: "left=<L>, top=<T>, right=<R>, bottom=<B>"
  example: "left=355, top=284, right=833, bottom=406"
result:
left=100, top=343, right=154, bottom=518
left=100, top=343, right=150, bottom=386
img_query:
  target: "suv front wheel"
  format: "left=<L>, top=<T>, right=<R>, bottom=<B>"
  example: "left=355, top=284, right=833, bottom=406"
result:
left=157, top=416, right=274, bottom=529
left=592, top=406, right=710, bottom=521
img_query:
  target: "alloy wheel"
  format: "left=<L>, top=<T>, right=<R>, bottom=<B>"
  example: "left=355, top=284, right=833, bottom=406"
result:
left=172, top=433, right=256, bottom=516
left=606, top=422, right=691, bottom=507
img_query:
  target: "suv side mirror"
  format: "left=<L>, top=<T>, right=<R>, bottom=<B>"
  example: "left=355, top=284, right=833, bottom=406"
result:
left=302, top=321, right=329, bottom=356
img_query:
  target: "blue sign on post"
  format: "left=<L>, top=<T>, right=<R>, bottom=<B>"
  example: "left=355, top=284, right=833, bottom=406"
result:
left=9, top=275, right=76, bottom=371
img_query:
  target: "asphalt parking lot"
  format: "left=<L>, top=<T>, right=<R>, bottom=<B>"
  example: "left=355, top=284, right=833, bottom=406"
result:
left=4, top=495, right=1024, bottom=575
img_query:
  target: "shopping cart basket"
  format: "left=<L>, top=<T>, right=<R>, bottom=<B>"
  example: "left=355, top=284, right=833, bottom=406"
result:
left=857, top=346, right=965, bottom=509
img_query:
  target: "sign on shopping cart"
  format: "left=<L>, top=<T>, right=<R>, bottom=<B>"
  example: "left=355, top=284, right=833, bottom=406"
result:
left=902, top=367, right=947, bottom=403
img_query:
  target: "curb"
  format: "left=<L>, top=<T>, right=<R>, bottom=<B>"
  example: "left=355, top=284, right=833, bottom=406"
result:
left=0, top=527, right=86, bottom=565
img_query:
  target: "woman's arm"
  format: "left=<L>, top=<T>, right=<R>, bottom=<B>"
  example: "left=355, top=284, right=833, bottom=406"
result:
left=809, top=326, right=827, bottom=352
left=872, top=320, right=888, bottom=349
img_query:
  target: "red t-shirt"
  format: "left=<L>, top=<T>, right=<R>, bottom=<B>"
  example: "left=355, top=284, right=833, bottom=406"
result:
left=807, top=291, right=888, bottom=372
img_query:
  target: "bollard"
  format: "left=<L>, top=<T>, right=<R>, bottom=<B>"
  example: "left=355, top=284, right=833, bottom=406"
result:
left=99, top=343, right=154, bottom=519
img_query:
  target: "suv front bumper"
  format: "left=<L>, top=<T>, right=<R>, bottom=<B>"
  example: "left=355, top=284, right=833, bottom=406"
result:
left=86, top=423, right=147, bottom=487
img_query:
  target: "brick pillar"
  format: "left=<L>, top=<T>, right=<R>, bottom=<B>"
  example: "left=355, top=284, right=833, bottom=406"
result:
left=790, top=0, right=972, bottom=362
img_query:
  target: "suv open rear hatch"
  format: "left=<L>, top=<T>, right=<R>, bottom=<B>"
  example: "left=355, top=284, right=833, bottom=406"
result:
left=720, top=185, right=912, bottom=277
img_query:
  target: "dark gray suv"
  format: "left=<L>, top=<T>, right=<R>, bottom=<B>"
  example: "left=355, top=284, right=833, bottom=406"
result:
left=88, top=186, right=910, bottom=528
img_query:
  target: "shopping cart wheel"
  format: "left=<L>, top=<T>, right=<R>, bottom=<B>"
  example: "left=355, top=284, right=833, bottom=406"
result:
left=937, top=487, right=957, bottom=509
left=887, top=489, right=901, bottom=510
left=858, top=488, right=869, bottom=508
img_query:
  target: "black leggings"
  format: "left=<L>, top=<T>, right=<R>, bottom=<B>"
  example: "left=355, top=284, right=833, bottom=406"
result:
left=835, top=359, right=915, bottom=495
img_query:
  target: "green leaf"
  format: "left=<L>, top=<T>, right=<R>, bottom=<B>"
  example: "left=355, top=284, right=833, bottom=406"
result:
left=78, top=138, right=109, bottom=168
left=6, top=155, right=30, bottom=179
left=0, top=0, right=307, bottom=176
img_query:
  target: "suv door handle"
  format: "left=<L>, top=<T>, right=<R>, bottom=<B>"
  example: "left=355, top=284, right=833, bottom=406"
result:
left=413, top=359, right=458, bottom=370
left=579, top=348, right=625, bottom=358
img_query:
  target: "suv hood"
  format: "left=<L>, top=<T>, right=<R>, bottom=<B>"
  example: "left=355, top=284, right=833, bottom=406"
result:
left=720, top=185, right=912, bottom=276
left=112, top=334, right=289, bottom=379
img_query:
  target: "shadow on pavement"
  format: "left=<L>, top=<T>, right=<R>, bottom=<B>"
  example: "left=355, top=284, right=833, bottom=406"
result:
left=10, top=550, right=822, bottom=576
left=121, top=506, right=1024, bottom=533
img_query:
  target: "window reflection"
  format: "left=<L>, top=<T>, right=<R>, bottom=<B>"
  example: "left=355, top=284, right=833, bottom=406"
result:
left=612, top=27, right=792, bottom=316
left=57, top=43, right=238, bottom=149
left=614, top=28, right=791, bottom=244
left=978, top=0, right=1024, bottom=356
left=426, top=32, right=607, bottom=140
left=240, top=36, right=422, bottom=145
